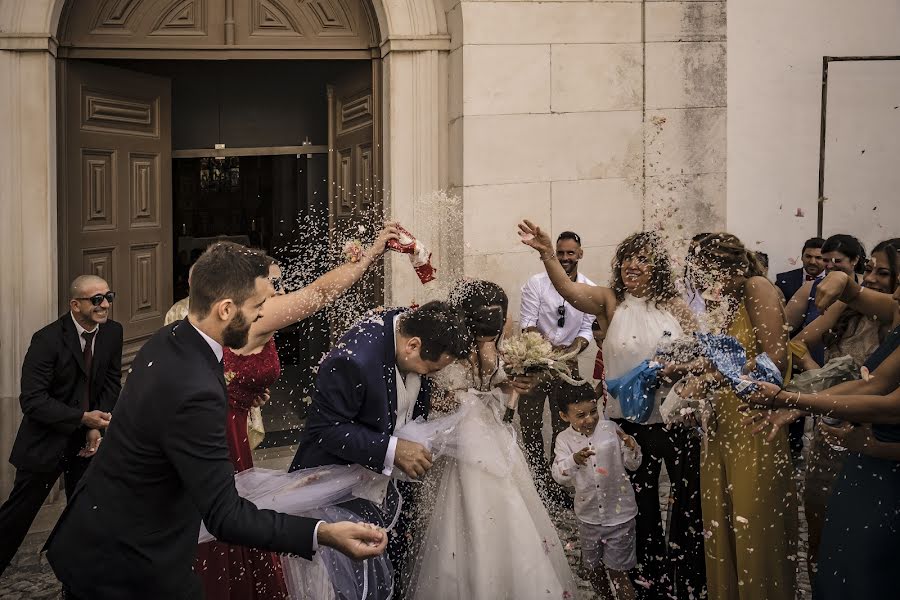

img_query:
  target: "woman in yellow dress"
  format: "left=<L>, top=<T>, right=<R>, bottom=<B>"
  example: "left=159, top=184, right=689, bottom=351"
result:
left=679, top=233, right=797, bottom=600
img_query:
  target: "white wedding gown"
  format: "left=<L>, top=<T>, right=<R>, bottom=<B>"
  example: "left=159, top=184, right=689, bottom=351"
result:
left=405, top=362, right=578, bottom=600
left=202, top=361, right=578, bottom=599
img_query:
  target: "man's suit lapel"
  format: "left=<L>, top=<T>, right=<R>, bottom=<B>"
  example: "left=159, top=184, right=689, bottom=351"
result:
left=90, top=323, right=111, bottom=383
left=61, top=315, right=88, bottom=375
left=174, top=318, right=227, bottom=394
left=382, top=312, right=399, bottom=431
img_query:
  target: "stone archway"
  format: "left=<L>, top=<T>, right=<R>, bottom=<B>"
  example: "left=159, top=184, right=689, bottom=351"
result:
left=0, top=0, right=456, bottom=501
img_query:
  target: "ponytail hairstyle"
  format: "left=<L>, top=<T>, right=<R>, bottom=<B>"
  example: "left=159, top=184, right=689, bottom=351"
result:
left=448, top=279, right=509, bottom=341
left=822, top=234, right=867, bottom=276
left=690, top=232, right=766, bottom=282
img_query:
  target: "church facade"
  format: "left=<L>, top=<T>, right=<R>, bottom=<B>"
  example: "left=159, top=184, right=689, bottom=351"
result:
left=0, top=0, right=727, bottom=503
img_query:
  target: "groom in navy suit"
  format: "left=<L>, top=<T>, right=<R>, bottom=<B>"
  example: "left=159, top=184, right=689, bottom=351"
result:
left=291, top=301, right=471, bottom=595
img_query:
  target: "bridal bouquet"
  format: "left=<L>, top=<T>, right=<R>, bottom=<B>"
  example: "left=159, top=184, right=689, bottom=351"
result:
left=499, top=331, right=589, bottom=421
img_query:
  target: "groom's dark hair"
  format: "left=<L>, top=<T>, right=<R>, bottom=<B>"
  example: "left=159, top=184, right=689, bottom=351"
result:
left=398, top=301, right=472, bottom=361
left=189, top=241, right=270, bottom=319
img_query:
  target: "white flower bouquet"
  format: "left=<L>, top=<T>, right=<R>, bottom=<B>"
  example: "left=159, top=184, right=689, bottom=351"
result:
left=499, top=331, right=590, bottom=422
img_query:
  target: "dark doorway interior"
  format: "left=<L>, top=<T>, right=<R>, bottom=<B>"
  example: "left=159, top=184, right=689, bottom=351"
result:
left=172, top=154, right=331, bottom=443
left=98, top=58, right=376, bottom=446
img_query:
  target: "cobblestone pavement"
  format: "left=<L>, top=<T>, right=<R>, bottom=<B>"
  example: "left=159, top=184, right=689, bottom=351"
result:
left=0, top=533, right=60, bottom=600
left=0, top=460, right=814, bottom=600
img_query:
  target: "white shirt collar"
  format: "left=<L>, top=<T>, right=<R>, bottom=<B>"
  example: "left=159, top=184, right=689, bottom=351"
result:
left=393, top=314, right=410, bottom=380
left=188, top=320, right=224, bottom=363
left=70, top=311, right=98, bottom=336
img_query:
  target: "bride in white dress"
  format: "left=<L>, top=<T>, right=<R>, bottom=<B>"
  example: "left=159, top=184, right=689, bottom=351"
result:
left=405, top=280, right=579, bottom=600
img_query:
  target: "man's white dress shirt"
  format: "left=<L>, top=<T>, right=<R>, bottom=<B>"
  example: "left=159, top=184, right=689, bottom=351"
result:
left=520, top=272, right=596, bottom=347
left=71, top=312, right=99, bottom=354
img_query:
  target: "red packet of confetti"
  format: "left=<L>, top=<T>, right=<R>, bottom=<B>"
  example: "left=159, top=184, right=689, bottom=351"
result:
left=388, top=225, right=436, bottom=284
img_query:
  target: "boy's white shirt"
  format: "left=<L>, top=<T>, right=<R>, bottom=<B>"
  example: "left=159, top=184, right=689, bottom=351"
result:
left=552, top=419, right=641, bottom=526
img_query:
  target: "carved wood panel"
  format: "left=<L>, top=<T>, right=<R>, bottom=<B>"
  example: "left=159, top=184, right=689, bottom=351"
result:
left=129, top=243, right=161, bottom=320
left=60, top=0, right=375, bottom=51
left=81, top=149, right=117, bottom=231
left=63, top=60, right=172, bottom=374
left=358, top=142, right=373, bottom=206
left=326, top=62, right=383, bottom=332
left=129, top=152, right=160, bottom=227
left=82, top=247, right=117, bottom=320
left=89, top=0, right=143, bottom=34
left=336, top=148, right=353, bottom=216
left=149, top=0, right=207, bottom=36
left=338, top=91, right=373, bottom=135
left=82, top=87, right=158, bottom=137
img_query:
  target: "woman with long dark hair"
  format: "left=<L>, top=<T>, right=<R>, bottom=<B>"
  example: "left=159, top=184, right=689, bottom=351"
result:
left=518, top=221, right=706, bottom=600
left=785, top=234, right=867, bottom=339
left=787, top=238, right=900, bottom=579
left=680, top=232, right=797, bottom=600
left=745, top=245, right=900, bottom=600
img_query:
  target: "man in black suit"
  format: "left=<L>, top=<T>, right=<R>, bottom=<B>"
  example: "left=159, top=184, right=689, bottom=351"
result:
left=0, top=275, right=122, bottom=576
left=46, top=242, right=387, bottom=600
left=775, top=237, right=826, bottom=303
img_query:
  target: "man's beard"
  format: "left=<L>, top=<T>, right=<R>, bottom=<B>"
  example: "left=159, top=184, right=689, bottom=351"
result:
left=222, top=310, right=251, bottom=349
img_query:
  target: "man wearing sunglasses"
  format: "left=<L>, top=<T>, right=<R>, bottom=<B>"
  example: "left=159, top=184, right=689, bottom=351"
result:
left=0, top=275, right=123, bottom=576
left=519, top=231, right=596, bottom=510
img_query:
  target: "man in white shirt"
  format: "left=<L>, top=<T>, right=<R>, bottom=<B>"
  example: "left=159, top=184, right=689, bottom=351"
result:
left=518, top=230, right=596, bottom=508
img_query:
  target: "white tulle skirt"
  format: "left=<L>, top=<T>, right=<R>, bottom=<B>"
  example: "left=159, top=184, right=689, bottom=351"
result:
left=199, top=389, right=576, bottom=599
left=405, top=389, right=578, bottom=600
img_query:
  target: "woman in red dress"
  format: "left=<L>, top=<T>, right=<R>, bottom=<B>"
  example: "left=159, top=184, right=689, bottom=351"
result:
left=195, top=225, right=399, bottom=599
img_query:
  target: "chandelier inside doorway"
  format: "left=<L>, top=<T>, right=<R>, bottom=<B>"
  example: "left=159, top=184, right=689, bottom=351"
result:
left=199, top=156, right=240, bottom=193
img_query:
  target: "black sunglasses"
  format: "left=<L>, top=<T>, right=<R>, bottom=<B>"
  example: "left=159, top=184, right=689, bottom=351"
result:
left=76, top=292, right=116, bottom=306
left=557, top=304, right=566, bottom=328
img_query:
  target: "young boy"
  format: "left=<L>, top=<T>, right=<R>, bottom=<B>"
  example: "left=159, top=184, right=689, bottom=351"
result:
left=552, top=383, right=641, bottom=600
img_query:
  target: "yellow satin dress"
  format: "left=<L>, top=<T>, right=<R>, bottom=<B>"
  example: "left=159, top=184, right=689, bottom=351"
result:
left=701, top=304, right=798, bottom=600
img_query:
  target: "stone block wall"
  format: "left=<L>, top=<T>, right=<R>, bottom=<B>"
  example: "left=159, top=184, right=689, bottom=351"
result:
left=446, top=0, right=727, bottom=321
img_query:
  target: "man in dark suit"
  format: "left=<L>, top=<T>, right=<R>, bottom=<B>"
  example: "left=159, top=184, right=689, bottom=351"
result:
left=775, top=237, right=826, bottom=303
left=291, top=302, right=471, bottom=596
left=46, top=242, right=387, bottom=600
left=0, top=275, right=122, bottom=576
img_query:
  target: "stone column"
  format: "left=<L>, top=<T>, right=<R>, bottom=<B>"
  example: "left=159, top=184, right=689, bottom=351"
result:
left=381, top=45, right=455, bottom=306
left=0, top=46, right=59, bottom=502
